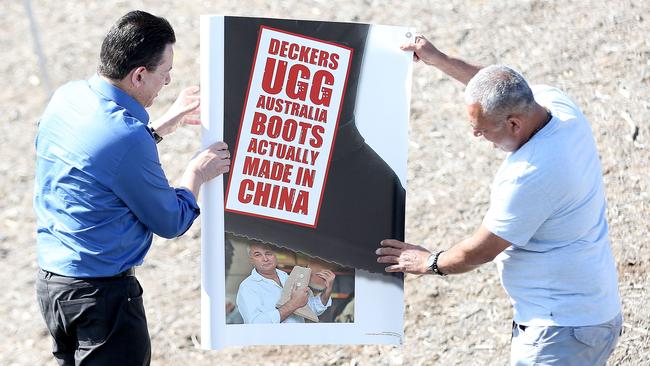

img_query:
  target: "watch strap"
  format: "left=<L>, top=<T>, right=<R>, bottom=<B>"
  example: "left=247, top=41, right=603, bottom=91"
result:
left=430, top=250, right=446, bottom=276
left=147, top=126, right=163, bottom=144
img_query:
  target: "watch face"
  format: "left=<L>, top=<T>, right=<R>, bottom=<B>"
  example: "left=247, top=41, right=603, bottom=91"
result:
left=426, top=253, right=435, bottom=269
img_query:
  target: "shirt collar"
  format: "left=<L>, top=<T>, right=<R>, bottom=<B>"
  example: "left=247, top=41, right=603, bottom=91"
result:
left=88, top=74, right=149, bottom=123
left=250, top=268, right=283, bottom=283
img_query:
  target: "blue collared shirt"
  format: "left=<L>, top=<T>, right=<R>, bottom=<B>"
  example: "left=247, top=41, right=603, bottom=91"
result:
left=34, top=74, right=200, bottom=277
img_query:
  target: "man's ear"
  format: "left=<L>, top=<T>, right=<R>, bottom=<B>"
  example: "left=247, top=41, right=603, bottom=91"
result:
left=129, top=66, right=148, bottom=87
left=507, top=116, right=522, bottom=135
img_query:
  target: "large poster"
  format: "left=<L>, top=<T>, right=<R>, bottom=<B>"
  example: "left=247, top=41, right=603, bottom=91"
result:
left=200, top=15, right=413, bottom=349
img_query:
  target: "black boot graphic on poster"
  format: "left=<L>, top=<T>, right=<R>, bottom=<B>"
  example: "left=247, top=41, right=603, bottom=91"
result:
left=223, top=17, right=406, bottom=274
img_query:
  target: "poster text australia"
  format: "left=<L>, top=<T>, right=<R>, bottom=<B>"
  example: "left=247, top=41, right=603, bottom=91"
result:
left=225, top=26, right=353, bottom=227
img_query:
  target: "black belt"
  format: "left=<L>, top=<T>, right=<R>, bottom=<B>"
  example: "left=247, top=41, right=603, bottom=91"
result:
left=41, top=267, right=135, bottom=279
left=115, top=268, right=136, bottom=277
left=512, top=321, right=528, bottom=331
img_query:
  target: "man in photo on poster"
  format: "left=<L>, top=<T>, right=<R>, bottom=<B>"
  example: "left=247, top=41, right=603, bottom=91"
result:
left=236, top=242, right=335, bottom=324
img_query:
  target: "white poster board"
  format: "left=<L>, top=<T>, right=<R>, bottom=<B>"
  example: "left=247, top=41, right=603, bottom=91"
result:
left=200, top=15, right=413, bottom=349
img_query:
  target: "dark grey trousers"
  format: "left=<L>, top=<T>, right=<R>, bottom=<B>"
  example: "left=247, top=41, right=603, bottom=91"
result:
left=36, top=269, right=151, bottom=366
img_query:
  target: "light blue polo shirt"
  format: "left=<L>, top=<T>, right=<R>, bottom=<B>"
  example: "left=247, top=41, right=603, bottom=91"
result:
left=484, top=85, right=621, bottom=327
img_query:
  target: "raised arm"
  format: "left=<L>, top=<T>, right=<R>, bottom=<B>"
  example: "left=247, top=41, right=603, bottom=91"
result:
left=401, top=35, right=482, bottom=85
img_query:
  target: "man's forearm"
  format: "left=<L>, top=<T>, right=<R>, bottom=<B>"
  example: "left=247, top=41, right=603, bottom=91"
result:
left=405, top=36, right=481, bottom=85
left=320, top=289, right=332, bottom=306
left=277, top=302, right=299, bottom=322
left=436, top=226, right=512, bottom=275
left=429, top=53, right=482, bottom=85
left=179, top=168, right=202, bottom=200
left=436, top=238, right=485, bottom=275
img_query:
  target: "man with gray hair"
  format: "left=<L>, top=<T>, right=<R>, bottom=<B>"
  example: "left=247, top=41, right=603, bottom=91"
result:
left=377, top=36, right=621, bottom=365
left=237, top=242, right=335, bottom=323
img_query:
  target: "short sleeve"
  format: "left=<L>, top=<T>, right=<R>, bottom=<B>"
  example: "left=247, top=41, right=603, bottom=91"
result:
left=483, top=166, right=555, bottom=247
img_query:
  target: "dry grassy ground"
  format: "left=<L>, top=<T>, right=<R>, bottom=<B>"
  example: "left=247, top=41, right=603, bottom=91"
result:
left=1, top=1, right=648, bottom=365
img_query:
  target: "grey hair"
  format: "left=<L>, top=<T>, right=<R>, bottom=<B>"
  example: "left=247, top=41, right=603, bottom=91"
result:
left=464, top=65, right=535, bottom=123
left=246, top=242, right=273, bottom=257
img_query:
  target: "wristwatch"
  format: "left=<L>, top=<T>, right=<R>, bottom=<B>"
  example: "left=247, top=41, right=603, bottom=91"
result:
left=426, top=250, right=446, bottom=276
left=147, top=126, right=163, bottom=144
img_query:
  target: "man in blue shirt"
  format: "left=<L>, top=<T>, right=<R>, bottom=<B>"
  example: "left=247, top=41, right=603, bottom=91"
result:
left=34, top=11, right=230, bottom=366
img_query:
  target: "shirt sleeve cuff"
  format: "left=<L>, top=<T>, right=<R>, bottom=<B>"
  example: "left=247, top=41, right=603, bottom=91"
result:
left=482, top=214, right=524, bottom=248
left=310, top=295, right=331, bottom=315
left=175, top=187, right=201, bottom=215
left=270, top=309, right=281, bottom=323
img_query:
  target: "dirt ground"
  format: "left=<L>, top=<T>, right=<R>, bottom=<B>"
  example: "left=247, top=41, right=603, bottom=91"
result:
left=1, top=0, right=648, bottom=365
